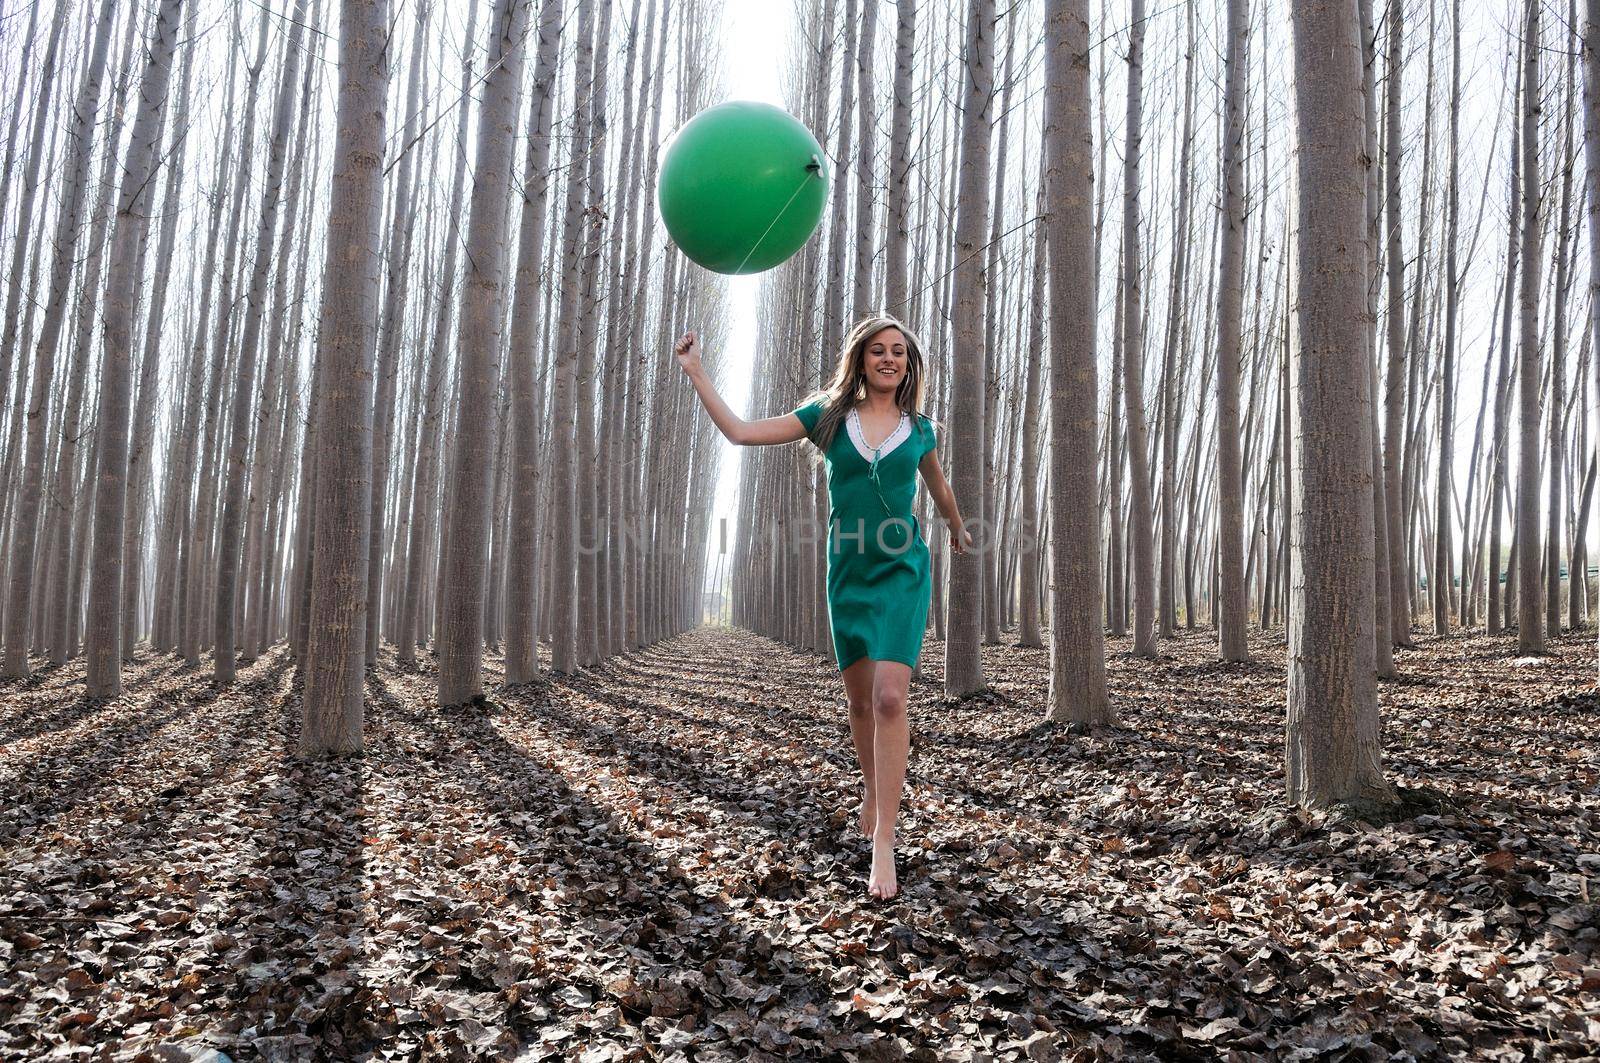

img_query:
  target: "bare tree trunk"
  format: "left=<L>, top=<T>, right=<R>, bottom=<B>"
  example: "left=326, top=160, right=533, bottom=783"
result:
left=1548, top=8, right=1579, bottom=636
left=245, top=14, right=322, bottom=661
left=185, top=10, right=272, bottom=666
left=1157, top=2, right=1196, bottom=642
left=944, top=0, right=995, bottom=697
left=152, top=17, right=244, bottom=655
left=817, top=0, right=856, bottom=660
left=301, top=0, right=391, bottom=754
left=1435, top=0, right=1461, bottom=635
left=1182, top=228, right=1219, bottom=633
left=1398, top=13, right=1438, bottom=630
left=215, top=0, right=309, bottom=685
left=1582, top=0, right=1600, bottom=675
left=547, top=0, right=598, bottom=674
left=1121, top=0, right=1157, bottom=658
left=595, top=0, right=649, bottom=659
left=436, top=0, right=532, bottom=704
left=620, top=0, right=670, bottom=653
left=852, top=0, right=877, bottom=319
left=47, top=138, right=115, bottom=666
left=884, top=0, right=914, bottom=320
left=2, top=0, right=117, bottom=678
left=1489, top=61, right=1522, bottom=636
left=398, top=2, right=479, bottom=667
left=0, top=3, right=44, bottom=240
left=1018, top=173, right=1046, bottom=650
left=122, top=1, right=200, bottom=659
left=1107, top=264, right=1125, bottom=635
left=365, top=0, right=431, bottom=665
left=1358, top=0, right=1396, bottom=673
left=83, top=0, right=186, bottom=693
left=1285, top=0, right=1396, bottom=812
left=504, top=0, right=564, bottom=684
left=573, top=0, right=613, bottom=667
left=1215, top=0, right=1252, bottom=663
left=0, top=1, right=67, bottom=484
left=484, top=389, right=512, bottom=649
left=1279, top=328, right=1293, bottom=632
left=1517, top=0, right=1546, bottom=654
left=1458, top=276, right=1502, bottom=630
left=981, top=19, right=1016, bottom=648
left=1043, top=0, right=1111, bottom=727
left=1382, top=0, right=1412, bottom=649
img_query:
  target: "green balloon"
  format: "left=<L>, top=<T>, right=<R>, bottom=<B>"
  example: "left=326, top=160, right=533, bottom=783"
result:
left=657, top=101, right=828, bottom=275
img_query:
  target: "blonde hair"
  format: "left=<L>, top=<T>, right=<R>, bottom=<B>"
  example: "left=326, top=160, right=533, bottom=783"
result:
left=800, top=314, right=931, bottom=455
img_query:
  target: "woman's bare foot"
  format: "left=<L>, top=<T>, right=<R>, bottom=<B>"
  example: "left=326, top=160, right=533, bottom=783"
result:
left=859, top=788, right=876, bottom=838
left=867, top=832, right=898, bottom=899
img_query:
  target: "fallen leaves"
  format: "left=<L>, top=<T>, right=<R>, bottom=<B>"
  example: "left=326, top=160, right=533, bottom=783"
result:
left=0, top=627, right=1596, bottom=1058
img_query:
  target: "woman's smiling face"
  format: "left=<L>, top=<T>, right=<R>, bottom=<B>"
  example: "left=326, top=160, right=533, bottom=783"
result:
left=863, top=327, right=909, bottom=393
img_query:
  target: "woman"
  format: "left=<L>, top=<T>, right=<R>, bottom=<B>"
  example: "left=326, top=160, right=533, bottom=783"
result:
left=674, top=314, right=971, bottom=900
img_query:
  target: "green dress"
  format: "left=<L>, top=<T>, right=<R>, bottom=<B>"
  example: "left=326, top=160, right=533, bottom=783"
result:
left=791, top=398, right=935, bottom=671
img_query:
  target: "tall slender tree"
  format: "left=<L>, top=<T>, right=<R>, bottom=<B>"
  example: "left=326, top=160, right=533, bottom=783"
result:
left=944, top=0, right=996, bottom=697
left=1361, top=0, right=1395, bottom=677
left=365, top=0, right=433, bottom=666
left=1435, top=0, right=1461, bottom=635
left=85, top=0, right=187, bottom=695
left=1215, top=0, right=1252, bottom=663
left=883, top=0, right=915, bottom=320
left=852, top=0, right=878, bottom=319
left=1583, top=0, right=1600, bottom=677
left=504, top=0, right=566, bottom=685
left=1158, top=2, right=1197, bottom=641
left=548, top=0, right=599, bottom=674
left=122, top=0, right=202, bottom=659
left=1121, top=0, right=1157, bottom=658
left=1547, top=0, right=1579, bottom=636
left=1516, top=0, right=1546, bottom=654
left=1285, top=0, right=1396, bottom=811
left=1489, top=56, right=1523, bottom=637
left=436, top=0, right=533, bottom=705
left=397, top=1, right=480, bottom=667
left=215, top=0, right=310, bottom=686
left=1382, top=0, right=1412, bottom=648
left=2, top=0, right=117, bottom=678
left=0, top=2, right=68, bottom=494
left=1018, top=173, right=1047, bottom=650
left=301, top=0, right=393, bottom=753
left=1043, top=0, right=1112, bottom=727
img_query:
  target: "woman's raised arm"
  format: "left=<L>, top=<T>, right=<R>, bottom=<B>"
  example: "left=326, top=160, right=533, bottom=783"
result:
left=675, top=330, right=811, bottom=446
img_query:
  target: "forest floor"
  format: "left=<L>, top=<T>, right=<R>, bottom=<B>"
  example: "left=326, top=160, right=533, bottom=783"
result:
left=1, top=625, right=1597, bottom=1061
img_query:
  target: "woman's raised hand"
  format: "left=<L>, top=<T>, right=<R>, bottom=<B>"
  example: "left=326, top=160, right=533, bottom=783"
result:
left=674, top=330, right=701, bottom=376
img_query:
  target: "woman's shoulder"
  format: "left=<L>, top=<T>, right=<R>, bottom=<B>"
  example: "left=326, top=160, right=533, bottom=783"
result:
left=791, top=392, right=830, bottom=433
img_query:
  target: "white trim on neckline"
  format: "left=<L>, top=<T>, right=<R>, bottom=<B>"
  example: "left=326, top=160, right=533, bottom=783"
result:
left=846, top=407, right=912, bottom=462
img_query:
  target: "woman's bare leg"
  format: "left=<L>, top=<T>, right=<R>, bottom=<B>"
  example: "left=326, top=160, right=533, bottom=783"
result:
left=868, top=660, right=912, bottom=899
left=842, top=657, right=878, bottom=837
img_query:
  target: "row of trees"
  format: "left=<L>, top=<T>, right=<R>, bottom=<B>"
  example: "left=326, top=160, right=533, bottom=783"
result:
left=734, top=0, right=1600, bottom=809
left=2, top=0, right=1596, bottom=809
left=0, top=0, right=735, bottom=743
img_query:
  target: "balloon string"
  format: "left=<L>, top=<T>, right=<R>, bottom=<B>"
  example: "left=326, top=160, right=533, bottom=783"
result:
left=732, top=168, right=820, bottom=275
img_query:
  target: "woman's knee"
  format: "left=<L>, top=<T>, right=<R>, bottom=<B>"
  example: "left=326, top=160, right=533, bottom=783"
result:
left=872, top=687, right=906, bottom=723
